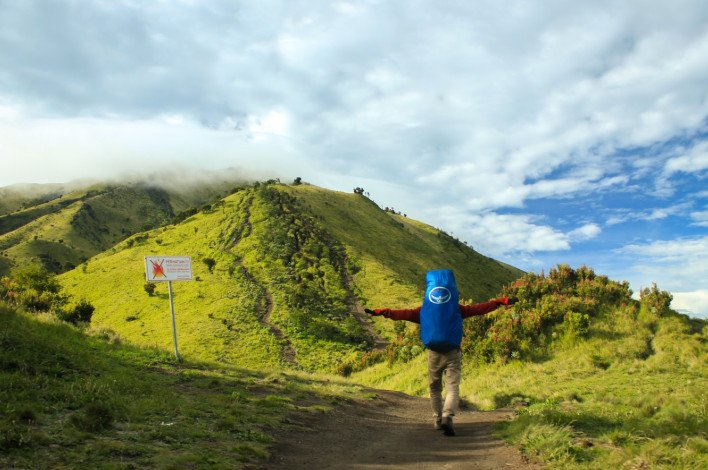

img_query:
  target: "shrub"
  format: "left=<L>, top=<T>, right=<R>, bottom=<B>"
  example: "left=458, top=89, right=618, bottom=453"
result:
left=462, top=264, right=635, bottom=364
left=143, top=282, right=156, bottom=296
left=385, top=324, right=423, bottom=364
left=203, top=257, right=216, bottom=273
left=59, top=299, right=95, bottom=325
left=336, top=350, right=386, bottom=376
left=12, top=265, right=61, bottom=294
left=0, top=421, right=32, bottom=450
left=2, top=265, right=67, bottom=312
left=563, top=311, right=590, bottom=339
left=640, top=283, right=672, bottom=318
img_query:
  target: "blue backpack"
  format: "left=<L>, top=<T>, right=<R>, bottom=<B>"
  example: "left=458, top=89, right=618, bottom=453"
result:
left=420, top=269, right=462, bottom=352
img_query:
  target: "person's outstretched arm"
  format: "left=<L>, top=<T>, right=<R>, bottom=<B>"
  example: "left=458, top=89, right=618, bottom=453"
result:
left=459, top=297, right=517, bottom=319
left=365, top=307, right=422, bottom=323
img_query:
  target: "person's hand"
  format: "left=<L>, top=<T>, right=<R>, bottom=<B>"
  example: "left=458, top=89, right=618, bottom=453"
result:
left=493, top=297, right=519, bottom=306
left=364, top=308, right=390, bottom=316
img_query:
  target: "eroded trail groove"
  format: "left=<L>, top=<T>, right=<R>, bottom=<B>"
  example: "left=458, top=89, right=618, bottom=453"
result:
left=265, top=390, right=540, bottom=470
left=226, top=193, right=298, bottom=366
left=346, top=273, right=388, bottom=350
left=260, top=287, right=297, bottom=365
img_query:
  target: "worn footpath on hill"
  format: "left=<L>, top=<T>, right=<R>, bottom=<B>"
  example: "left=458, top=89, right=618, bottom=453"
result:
left=264, top=389, right=541, bottom=470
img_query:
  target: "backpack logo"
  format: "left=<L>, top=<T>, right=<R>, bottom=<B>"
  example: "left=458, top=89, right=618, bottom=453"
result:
left=428, top=286, right=451, bottom=304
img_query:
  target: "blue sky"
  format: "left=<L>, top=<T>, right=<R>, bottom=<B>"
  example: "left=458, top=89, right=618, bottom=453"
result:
left=0, top=0, right=706, bottom=317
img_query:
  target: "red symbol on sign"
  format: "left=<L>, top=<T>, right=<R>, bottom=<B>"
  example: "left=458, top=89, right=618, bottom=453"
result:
left=150, top=259, right=167, bottom=279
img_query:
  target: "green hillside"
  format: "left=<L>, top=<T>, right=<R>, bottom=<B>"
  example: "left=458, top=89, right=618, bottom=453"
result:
left=0, top=302, right=365, bottom=468
left=0, top=183, right=74, bottom=215
left=0, top=180, right=242, bottom=276
left=59, top=182, right=523, bottom=373
left=2, top=180, right=705, bottom=468
left=280, top=184, right=522, bottom=304
left=353, top=266, right=708, bottom=468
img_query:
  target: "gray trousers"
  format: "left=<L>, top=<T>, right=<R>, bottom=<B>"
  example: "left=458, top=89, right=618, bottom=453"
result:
left=427, top=348, right=462, bottom=421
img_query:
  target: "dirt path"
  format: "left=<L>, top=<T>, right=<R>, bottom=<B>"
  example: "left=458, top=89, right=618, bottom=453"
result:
left=345, top=272, right=388, bottom=350
left=260, top=288, right=297, bottom=365
left=264, top=389, right=541, bottom=469
left=225, top=193, right=298, bottom=366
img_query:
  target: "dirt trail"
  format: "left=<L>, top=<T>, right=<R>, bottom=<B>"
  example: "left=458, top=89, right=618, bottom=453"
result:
left=264, top=389, right=541, bottom=470
left=225, top=193, right=298, bottom=366
left=345, top=273, right=388, bottom=350
left=260, top=288, right=297, bottom=365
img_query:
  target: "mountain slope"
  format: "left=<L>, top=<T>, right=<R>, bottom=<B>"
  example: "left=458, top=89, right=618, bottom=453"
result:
left=352, top=266, right=707, bottom=468
left=282, top=184, right=523, bottom=304
left=0, top=179, right=243, bottom=276
left=59, top=182, right=523, bottom=373
left=0, top=182, right=76, bottom=216
left=0, top=302, right=367, bottom=468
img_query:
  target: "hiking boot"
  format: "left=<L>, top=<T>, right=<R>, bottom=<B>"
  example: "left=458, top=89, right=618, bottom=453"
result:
left=441, top=417, right=455, bottom=436
left=434, top=418, right=443, bottom=430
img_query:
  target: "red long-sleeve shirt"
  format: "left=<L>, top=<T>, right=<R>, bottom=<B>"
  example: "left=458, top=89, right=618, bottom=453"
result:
left=379, top=300, right=502, bottom=323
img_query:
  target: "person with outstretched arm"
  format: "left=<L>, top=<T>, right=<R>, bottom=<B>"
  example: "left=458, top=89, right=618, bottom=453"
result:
left=366, top=269, right=517, bottom=437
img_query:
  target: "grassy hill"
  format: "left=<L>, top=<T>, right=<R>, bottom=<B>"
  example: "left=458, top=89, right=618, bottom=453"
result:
left=58, top=182, right=522, bottom=373
left=0, top=182, right=76, bottom=215
left=0, top=302, right=367, bottom=468
left=1, top=179, right=705, bottom=468
left=0, top=178, right=244, bottom=276
left=353, top=266, right=708, bottom=468
left=280, top=184, right=521, bottom=305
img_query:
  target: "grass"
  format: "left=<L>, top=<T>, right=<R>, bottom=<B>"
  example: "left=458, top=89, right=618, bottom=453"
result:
left=61, top=195, right=284, bottom=370
left=0, top=183, right=73, bottom=219
left=0, top=302, right=369, bottom=469
left=353, top=303, right=707, bottom=468
left=0, top=181, right=241, bottom=276
left=59, top=183, right=523, bottom=374
left=12, top=181, right=706, bottom=468
left=282, top=184, right=523, bottom=303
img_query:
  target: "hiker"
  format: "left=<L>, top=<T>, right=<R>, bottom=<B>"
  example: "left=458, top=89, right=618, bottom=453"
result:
left=366, top=269, right=517, bottom=436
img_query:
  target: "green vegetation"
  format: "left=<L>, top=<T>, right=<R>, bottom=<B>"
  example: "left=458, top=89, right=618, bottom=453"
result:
left=0, top=299, right=368, bottom=468
left=59, top=182, right=522, bottom=374
left=283, top=184, right=522, bottom=304
left=1, top=264, right=68, bottom=312
left=0, top=180, right=243, bottom=277
left=354, top=265, right=707, bottom=469
left=3, top=179, right=705, bottom=468
left=0, top=183, right=69, bottom=216
left=281, top=184, right=522, bottom=347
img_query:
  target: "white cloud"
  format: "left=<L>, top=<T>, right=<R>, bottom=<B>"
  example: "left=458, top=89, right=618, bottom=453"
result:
left=618, top=236, right=708, bottom=317
left=569, top=223, right=601, bottom=241
left=606, top=215, right=626, bottom=226
left=0, top=102, right=21, bottom=120
left=645, top=202, right=695, bottom=220
left=690, top=210, right=708, bottom=227
left=0, top=116, right=303, bottom=185
left=1, top=0, right=706, bottom=210
left=455, top=213, right=571, bottom=256
left=664, top=140, right=708, bottom=175
left=655, top=139, right=708, bottom=195
left=605, top=201, right=697, bottom=226
left=427, top=210, right=607, bottom=260
left=671, top=290, right=708, bottom=319
left=622, top=236, right=708, bottom=262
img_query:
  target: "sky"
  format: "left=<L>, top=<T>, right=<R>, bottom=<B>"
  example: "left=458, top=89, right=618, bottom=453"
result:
left=0, top=0, right=706, bottom=317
